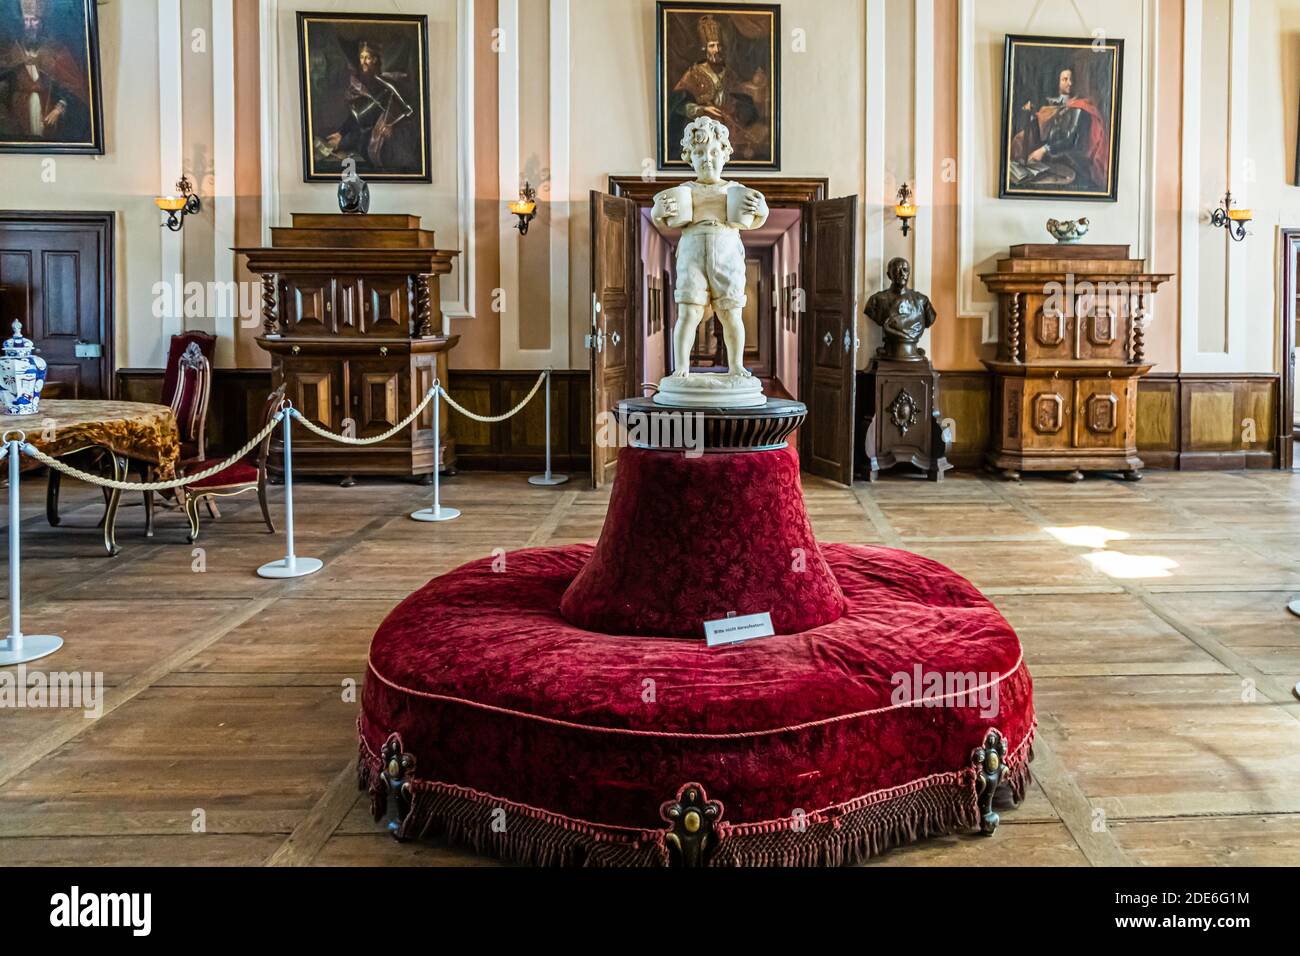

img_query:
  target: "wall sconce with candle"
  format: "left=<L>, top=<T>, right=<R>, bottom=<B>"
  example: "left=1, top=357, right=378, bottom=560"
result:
left=1210, top=191, right=1252, bottom=242
left=508, top=181, right=538, bottom=236
left=894, top=182, right=917, bottom=237
left=155, top=176, right=201, bottom=232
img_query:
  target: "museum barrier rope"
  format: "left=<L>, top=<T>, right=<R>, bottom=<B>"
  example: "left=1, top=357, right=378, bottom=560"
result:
left=1, top=370, right=564, bottom=658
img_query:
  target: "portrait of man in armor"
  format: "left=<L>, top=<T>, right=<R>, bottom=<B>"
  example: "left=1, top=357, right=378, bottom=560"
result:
left=999, top=35, right=1124, bottom=201
left=297, top=13, right=431, bottom=183
left=657, top=3, right=780, bottom=170
left=0, top=0, right=103, bottom=154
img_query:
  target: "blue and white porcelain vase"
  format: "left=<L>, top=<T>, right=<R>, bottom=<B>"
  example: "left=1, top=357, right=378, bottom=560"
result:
left=0, top=320, right=47, bottom=416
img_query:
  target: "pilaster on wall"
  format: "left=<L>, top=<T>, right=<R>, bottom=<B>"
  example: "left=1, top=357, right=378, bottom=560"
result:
left=158, top=0, right=184, bottom=356
left=861, top=0, right=886, bottom=362
left=1180, top=0, right=1252, bottom=374
left=497, top=0, right=570, bottom=370
left=913, top=0, right=934, bottom=357
left=213, top=0, right=237, bottom=368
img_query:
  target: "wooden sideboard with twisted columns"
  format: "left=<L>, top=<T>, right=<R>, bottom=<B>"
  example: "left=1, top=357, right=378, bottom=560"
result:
left=980, top=244, right=1172, bottom=481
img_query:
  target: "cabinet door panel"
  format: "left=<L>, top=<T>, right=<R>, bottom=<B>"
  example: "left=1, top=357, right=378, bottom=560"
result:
left=349, top=359, right=406, bottom=439
left=1075, top=296, right=1127, bottom=362
left=289, top=359, right=341, bottom=431
left=1073, top=377, right=1129, bottom=449
left=359, top=277, right=409, bottom=335
left=283, top=276, right=337, bottom=334
left=1023, top=385, right=1071, bottom=450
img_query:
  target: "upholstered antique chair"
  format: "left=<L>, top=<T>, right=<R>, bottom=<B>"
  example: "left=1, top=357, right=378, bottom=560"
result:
left=180, top=385, right=284, bottom=543
left=143, top=341, right=212, bottom=536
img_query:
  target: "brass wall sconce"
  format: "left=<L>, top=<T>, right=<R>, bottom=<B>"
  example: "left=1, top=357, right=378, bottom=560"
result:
left=895, top=182, right=917, bottom=237
left=155, top=176, right=201, bottom=232
left=1210, top=191, right=1252, bottom=242
left=508, top=181, right=538, bottom=236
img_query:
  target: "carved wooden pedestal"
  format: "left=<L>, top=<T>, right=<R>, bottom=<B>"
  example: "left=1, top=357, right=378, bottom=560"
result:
left=980, top=244, right=1172, bottom=481
left=857, top=358, right=951, bottom=482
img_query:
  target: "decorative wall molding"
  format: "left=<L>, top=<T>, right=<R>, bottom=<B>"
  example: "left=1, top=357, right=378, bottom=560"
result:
left=956, top=0, right=1160, bottom=347
left=444, top=0, right=478, bottom=322
left=212, top=0, right=237, bottom=368
left=257, top=0, right=280, bottom=244
left=498, top=0, right=569, bottom=368
left=913, top=0, right=934, bottom=355
left=862, top=0, right=887, bottom=351
left=1180, top=0, right=1251, bottom=373
left=158, top=0, right=184, bottom=353
left=257, top=1, right=476, bottom=330
left=549, top=0, right=571, bottom=366
left=954, top=0, right=991, bottom=343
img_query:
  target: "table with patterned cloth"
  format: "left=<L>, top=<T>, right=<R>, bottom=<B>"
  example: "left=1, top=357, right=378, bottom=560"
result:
left=0, top=400, right=181, bottom=555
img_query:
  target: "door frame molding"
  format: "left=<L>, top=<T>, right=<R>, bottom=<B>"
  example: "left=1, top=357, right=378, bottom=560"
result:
left=608, top=176, right=827, bottom=207
left=1280, top=228, right=1300, bottom=469
left=0, top=210, right=115, bottom=399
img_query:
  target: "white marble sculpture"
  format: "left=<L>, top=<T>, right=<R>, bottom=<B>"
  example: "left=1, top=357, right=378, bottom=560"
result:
left=653, top=117, right=770, bottom=408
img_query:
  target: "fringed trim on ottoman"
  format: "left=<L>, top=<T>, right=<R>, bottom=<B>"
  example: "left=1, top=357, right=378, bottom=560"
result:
left=357, top=722, right=1036, bottom=867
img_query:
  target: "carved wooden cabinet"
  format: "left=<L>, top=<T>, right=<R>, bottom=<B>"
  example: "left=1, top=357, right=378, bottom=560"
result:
left=980, top=244, right=1172, bottom=480
left=238, top=213, right=459, bottom=482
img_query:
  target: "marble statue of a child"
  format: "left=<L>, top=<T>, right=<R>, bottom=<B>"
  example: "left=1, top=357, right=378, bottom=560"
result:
left=652, top=118, right=770, bottom=407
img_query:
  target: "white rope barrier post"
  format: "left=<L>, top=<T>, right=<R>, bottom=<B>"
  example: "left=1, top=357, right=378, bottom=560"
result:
left=257, top=405, right=323, bottom=579
left=411, top=380, right=460, bottom=522
left=528, top=368, right=569, bottom=487
left=0, top=432, right=62, bottom=666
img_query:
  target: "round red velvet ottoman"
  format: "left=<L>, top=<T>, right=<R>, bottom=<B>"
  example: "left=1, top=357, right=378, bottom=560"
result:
left=359, top=543, right=1035, bottom=867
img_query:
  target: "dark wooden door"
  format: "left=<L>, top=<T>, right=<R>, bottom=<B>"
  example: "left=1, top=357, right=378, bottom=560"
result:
left=0, top=212, right=112, bottom=398
left=800, top=196, right=859, bottom=484
left=589, top=190, right=638, bottom=488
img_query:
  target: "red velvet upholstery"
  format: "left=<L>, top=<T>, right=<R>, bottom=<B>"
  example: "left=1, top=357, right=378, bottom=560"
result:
left=360, top=543, right=1035, bottom=843
left=560, top=446, right=846, bottom=637
left=185, top=459, right=258, bottom=489
left=160, top=332, right=216, bottom=407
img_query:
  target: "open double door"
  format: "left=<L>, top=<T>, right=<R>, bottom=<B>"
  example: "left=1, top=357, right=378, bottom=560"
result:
left=588, top=190, right=858, bottom=488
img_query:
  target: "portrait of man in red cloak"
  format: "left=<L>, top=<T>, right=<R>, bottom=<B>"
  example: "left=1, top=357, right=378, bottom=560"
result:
left=0, top=0, right=103, bottom=153
left=1000, top=36, right=1123, bottom=201
left=658, top=3, right=780, bottom=170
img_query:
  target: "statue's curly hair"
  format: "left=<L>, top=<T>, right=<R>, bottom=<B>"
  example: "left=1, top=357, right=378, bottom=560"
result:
left=680, top=117, right=734, bottom=164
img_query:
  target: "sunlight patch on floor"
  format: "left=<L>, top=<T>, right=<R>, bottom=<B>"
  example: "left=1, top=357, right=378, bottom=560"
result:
left=1044, top=525, right=1179, bottom=579
left=1044, top=525, right=1131, bottom=549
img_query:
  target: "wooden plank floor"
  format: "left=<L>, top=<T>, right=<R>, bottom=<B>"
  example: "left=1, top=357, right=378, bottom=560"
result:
left=1, top=467, right=1299, bottom=867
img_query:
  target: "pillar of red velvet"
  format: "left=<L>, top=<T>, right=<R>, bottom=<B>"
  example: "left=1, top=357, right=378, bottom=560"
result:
left=559, top=445, right=846, bottom=637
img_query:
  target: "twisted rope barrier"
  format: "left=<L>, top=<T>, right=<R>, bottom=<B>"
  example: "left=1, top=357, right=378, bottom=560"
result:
left=0, top=368, right=563, bottom=656
left=20, top=414, right=285, bottom=492
left=438, top=370, right=547, bottom=423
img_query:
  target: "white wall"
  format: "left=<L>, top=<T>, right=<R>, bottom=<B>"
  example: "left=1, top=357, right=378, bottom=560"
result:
left=0, top=1, right=163, bottom=368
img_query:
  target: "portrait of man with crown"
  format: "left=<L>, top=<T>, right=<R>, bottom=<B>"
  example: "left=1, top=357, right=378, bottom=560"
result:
left=0, top=0, right=103, bottom=154
left=296, top=12, right=432, bottom=182
left=657, top=3, right=779, bottom=170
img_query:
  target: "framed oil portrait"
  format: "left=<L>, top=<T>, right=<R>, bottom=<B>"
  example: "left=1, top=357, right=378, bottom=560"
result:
left=999, top=35, right=1124, bottom=202
left=297, top=12, right=431, bottom=183
left=0, top=0, right=104, bottom=155
left=656, top=2, right=780, bottom=171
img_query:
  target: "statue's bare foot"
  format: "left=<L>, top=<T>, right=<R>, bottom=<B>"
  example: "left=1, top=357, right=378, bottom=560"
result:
left=669, top=368, right=691, bottom=380
left=728, top=367, right=753, bottom=379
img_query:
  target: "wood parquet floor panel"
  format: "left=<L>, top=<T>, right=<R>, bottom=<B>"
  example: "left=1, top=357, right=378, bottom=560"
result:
left=0, top=466, right=1298, bottom=867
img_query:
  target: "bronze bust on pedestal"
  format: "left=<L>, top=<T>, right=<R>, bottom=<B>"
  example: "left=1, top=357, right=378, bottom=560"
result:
left=864, top=257, right=937, bottom=363
left=857, top=257, right=951, bottom=482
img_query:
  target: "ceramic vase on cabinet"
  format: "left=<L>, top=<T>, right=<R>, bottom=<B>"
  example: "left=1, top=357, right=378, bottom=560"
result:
left=0, top=321, right=47, bottom=416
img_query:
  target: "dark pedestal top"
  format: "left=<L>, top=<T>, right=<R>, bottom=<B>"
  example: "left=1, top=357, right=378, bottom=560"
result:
left=615, top=397, right=807, bottom=453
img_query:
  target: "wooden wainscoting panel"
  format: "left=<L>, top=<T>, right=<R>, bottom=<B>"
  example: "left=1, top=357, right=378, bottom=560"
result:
left=1137, top=375, right=1179, bottom=469
left=933, top=372, right=991, bottom=468
left=447, top=370, right=591, bottom=472
left=1179, top=374, right=1278, bottom=470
